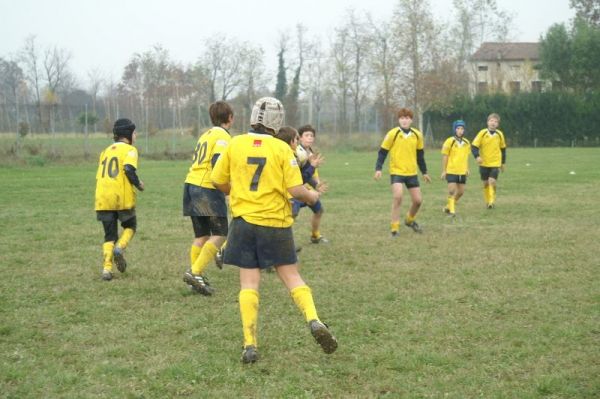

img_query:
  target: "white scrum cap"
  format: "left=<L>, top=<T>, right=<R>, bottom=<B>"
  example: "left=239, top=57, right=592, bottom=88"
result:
left=250, top=97, right=285, bottom=133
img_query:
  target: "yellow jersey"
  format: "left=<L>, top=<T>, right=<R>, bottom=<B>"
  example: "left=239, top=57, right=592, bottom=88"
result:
left=95, top=142, right=139, bottom=211
left=211, top=132, right=303, bottom=228
left=441, top=136, right=471, bottom=175
left=185, top=127, right=230, bottom=189
left=472, top=129, right=506, bottom=167
left=380, top=127, right=424, bottom=176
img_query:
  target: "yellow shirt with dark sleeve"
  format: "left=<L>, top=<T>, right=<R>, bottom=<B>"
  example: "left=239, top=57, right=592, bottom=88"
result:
left=211, top=132, right=303, bottom=228
left=380, top=127, right=424, bottom=176
left=185, top=127, right=231, bottom=189
left=95, top=142, right=139, bottom=210
left=472, top=129, right=506, bottom=167
left=441, top=137, right=471, bottom=175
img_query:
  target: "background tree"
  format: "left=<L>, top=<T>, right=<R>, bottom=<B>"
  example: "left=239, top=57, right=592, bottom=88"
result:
left=570, top=19, right=600, bottom=91
left=19, top=35, right=43, bottom=132
left=344, top=10, right=371, bottom=132
left=331, top=25, right=351, bottom=134
left=570, top=0, right=600, bottom=27
left=369, top=18, right=399, bottom=132
left=0, top=57, right=25, bottom=132
left=392, top=0, right=440, bottom=125
left=274, top=33, right=289, bottom=101
left=539, top=23, right=573, bottom=88
left=286, top=24, right=307, bottom=127
left=87, top=68, right=104, bottom=132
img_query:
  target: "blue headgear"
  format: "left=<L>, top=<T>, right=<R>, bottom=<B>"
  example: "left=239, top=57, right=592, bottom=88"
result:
left=452, top=120, right=466, bottom=133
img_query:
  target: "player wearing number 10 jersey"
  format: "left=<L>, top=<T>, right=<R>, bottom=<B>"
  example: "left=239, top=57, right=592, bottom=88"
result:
left=95, top=118, right=144, bottom=281
left=182, top=101, right=233, bottom=296
left=212, top=97, right=337, bottom=364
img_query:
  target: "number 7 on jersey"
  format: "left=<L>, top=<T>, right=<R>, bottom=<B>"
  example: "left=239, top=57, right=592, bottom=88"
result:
left=247, top=157, right=266, bottom=191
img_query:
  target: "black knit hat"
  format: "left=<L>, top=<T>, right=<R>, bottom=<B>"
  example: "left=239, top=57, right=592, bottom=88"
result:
left=113, top=118, right=136, bottom=140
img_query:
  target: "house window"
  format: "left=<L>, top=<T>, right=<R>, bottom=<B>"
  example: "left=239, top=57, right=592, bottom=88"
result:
left=531, top=81, right=542, bottom=93
left=477, top=82, right=488, bottom=94
left=509, top=81, right=521, bottom=94
left=478, top=65, right=488, bottom=71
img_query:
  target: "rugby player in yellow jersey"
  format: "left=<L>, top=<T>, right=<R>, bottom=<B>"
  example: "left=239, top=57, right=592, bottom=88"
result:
left=182, top=101, right=233, bottom=295
left=441, top=120, right=471, bottom=217
left=374, top=107, right=431, bottom=236
left=294, top=125, right=328, bottom=244
left=212, top=97, right=337, bottom=364
left=95, top=118, right=144, bottom=281
left=471, top=113, right=507, bottom=209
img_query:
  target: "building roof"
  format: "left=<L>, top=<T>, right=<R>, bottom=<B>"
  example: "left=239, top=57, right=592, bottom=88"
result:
left=471, top=42, right=539, bottom=62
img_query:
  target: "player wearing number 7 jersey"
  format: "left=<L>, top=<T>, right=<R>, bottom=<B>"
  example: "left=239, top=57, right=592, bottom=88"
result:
left=212, top=97, right=338, bottom=364
left=182, top=101, right=233, bottom=295
left=95, top=118, right=144, bottom=281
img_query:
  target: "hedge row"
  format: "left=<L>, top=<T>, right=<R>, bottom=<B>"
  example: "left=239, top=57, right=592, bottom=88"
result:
left=424, top=92, right=600, bottom=146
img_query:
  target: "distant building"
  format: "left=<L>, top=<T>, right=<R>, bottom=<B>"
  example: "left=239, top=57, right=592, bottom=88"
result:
left=469, top=42, right=553, bottom=95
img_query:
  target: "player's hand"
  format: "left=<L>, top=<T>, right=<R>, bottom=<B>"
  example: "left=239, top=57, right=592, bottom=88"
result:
left=316, top=181, right=329, bottom=194
left=440, top=172, right=446, bottom=180
left=501, top=164, right=505, bottom=172
left=309, top=153, right=324, bottom=167
left=138, top=181, right=145, bottom=191
left=466, top=169, right=470, bottom=176
left=423, top=174, right=432, bottom=183
left=374, top=170, right=382, bottom=181
left=476, top=156, right=483, bottom=165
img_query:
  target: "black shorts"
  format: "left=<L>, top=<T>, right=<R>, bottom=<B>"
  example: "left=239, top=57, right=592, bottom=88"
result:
left=183, top=183, right=227, bottom=217
left=96, top=210, right=137, bottom=242
left=390, top=174, right=420, bottom=188
left=223, top=217, right=297, bottom=269
left=191, top=216, right=228, bottom=237
left=479, top=167, right=500, bottom=181
left=96, top=209, right=136, bottom=223
left=446, top=174, right=467, bottom=184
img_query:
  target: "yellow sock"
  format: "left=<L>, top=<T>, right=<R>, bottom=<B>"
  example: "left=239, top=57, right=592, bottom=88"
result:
left=290, top=285, right=319, bottom=322
left=116, top=228, right=135, bottom=250
left=390, top=221, right=400, bottom=233
left=191, top=241, right=218, bottom=275
left=406, top=213, right=416, bottom=224
left=447, top=196, right=456, bottom=213
left=483, top=187, right=490, bottom=204
left=239, top=289, right=259, bottom=347
left=311, top=230, right=320, bottom=239
left=488, top=185, right=496, bottom=204
left=190, top=244, right=202, bottom=267
left=102, top=241, right=115, bottom=271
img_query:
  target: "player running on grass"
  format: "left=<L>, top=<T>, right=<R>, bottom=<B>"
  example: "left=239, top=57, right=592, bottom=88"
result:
left=374, top=107, right=431, bottom=236
left=471, top=113, right=507, bottom=209
left=182, top=101, right=233, bottom=295
left=441, top=120, right=471, bottom=217
left=94, top=118, right=144, bottom=281
left=294, top=125, right=328, bottom=244
left=211, top=97, right=338, bottom=364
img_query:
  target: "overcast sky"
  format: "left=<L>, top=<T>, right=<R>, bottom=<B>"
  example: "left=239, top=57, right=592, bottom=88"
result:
left=0, top=0, right=574, bottom=87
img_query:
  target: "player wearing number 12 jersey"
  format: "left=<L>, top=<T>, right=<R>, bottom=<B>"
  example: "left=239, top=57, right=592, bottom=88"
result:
left=182, top=101, right=233, bottom=295
left=211, top=97, right=338, bottom=364
left=95, top=118, right=144, bottom=281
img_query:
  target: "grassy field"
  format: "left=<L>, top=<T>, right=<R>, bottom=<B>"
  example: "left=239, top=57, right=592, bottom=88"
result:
left=0, top=147, right=599, bottom=398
